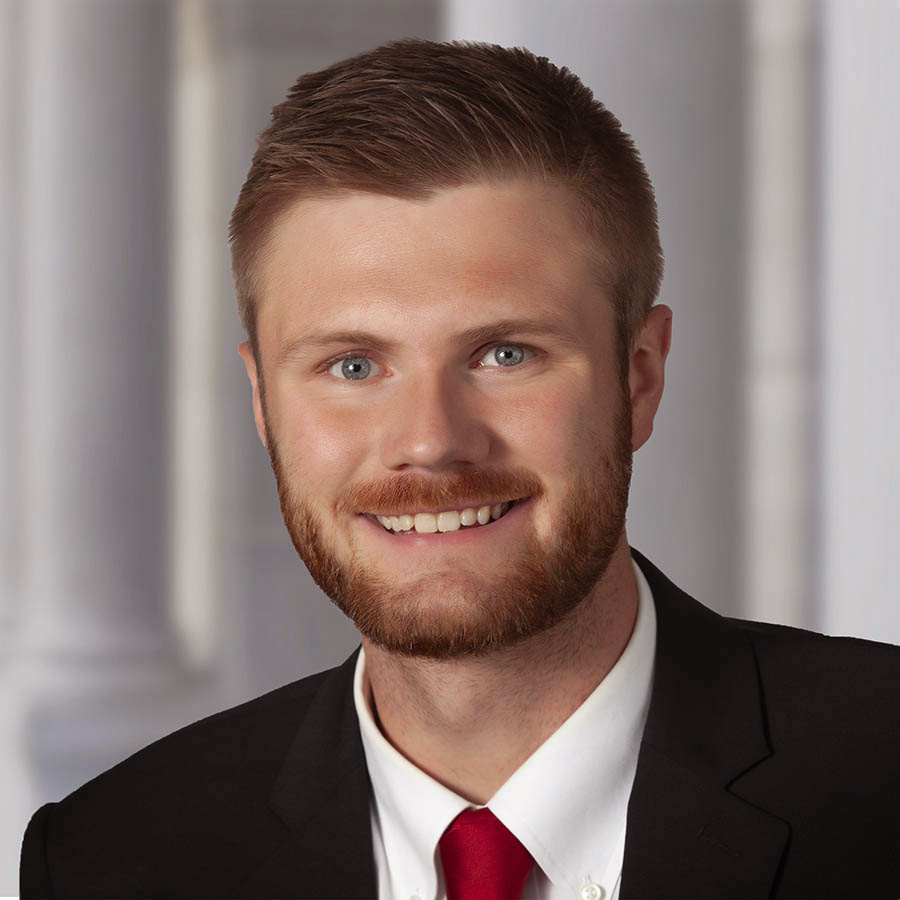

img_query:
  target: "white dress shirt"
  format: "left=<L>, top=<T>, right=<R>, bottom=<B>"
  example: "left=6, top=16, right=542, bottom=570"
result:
left=353, top=559, right=657, bottom=900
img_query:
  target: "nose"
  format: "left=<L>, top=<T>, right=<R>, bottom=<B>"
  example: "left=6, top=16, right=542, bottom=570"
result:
left=377, top=367, right=492, bottom=472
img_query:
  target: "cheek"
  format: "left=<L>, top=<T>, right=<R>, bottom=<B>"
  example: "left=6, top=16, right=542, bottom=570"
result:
left=271, top=390, right=372, bottom=478
left=497, top=376, right=599, bottom=540
left=504, top=370, right=600, bottom=465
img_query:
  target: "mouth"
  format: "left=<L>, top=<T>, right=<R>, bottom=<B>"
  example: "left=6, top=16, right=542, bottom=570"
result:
left=361, top=497, right=529, bottom=536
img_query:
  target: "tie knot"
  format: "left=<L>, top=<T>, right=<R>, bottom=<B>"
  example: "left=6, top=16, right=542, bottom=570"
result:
left=438, top=808, right=535, bottom=900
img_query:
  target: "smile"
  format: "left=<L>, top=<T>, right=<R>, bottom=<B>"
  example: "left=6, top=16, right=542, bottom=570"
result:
left=363, top=498, right=527, bottom=536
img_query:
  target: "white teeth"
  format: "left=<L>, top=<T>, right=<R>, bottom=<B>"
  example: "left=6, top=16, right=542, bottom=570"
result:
left=376, top=501, right=518, bottom=534
left=437, top=510, right=461, bottom=532
left=414, top=513, right=438, bottom=534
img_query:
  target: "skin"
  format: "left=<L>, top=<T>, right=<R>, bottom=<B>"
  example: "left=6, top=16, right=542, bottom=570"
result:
left=239, top=180, right=672, bottom=803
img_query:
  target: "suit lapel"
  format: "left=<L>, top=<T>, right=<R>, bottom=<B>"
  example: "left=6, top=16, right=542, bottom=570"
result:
left=622, top=550, right=790, bottom=899
left=239, top=648, right=377, bottom=899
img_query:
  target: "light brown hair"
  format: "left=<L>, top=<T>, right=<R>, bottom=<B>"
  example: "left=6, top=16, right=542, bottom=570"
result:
left=229, top=38, right=663, bottom=380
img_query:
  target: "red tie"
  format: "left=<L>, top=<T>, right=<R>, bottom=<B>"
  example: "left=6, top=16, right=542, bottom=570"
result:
left=438, top=808, right=536, bottom=900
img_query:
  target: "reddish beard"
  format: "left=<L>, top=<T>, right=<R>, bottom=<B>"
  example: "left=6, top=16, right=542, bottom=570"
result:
left=264, top=392, right=633, bottom=660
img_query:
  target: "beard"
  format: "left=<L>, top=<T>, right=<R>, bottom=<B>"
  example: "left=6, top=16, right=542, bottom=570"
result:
left=264, top=386, right=633, bottom=660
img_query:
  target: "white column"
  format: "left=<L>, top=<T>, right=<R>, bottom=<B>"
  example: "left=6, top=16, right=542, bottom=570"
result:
left=0, top=3, right=28, bottom=890
left=13, top=0, right=209, bottom=805
left=0, top=0, right=25, bottom=660
left=818, top=0, right=900, bottom=644
left=169, top=0, right=220, bottom=669
left=742, top=0, right=816, bottom=627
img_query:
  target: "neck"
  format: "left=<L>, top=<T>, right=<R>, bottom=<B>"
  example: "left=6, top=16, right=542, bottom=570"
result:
left=362, top=536, right=639, bottom=805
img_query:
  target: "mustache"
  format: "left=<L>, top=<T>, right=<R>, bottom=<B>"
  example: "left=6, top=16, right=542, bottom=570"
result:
left=337, top=467, right=544, bottom=514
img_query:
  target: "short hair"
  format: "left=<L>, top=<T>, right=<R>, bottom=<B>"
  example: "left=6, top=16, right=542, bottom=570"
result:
left=229, top=38, right=663, bottom=378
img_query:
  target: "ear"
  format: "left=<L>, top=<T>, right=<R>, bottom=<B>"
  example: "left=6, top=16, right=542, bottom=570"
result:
left=238, top=341, right=269, bottom=450
left=629, top=304, right=672, bottom=452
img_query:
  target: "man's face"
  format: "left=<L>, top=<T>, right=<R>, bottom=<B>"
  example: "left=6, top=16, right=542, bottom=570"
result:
left=242, top=181, right=637, bottom=659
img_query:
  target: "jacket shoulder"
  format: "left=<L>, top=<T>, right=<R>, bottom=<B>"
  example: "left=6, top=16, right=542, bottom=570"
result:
left=20, top=655, right=356, bottom=898
left=726, top=614, right=900, bottom=745
left=67, top=660, right=334, bottom=794
left=726, top=615, right=900, bottom=895
left=729, top=613, right=900, bottom=700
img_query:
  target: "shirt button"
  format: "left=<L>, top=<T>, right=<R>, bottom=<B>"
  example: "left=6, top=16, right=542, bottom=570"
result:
left=580, top=884, right=604, bottom=900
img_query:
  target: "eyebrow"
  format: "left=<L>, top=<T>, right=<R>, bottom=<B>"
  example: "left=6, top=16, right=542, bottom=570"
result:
left=276, top=316, right=582, bottom=367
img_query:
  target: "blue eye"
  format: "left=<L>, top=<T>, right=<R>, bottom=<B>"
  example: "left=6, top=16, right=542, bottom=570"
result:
left=479, top=344, right=534, bottom=367
left=327, top=355, right=382, bottom=381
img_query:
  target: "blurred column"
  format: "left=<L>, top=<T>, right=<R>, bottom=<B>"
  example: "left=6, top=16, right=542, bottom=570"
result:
left=169, top=0, right=220, bottom=670
left=742, top=0, right=816, bottom=627
left=0, top=3, right=27, bottom=889
left=14, top=0, right=205, bottom=802
left=818, top=0, right=900, bottom=644
left=0, top=0, right=24, bottom=660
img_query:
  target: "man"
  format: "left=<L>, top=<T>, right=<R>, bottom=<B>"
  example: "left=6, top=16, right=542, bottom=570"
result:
left=20, top=39, right=900, bottom=900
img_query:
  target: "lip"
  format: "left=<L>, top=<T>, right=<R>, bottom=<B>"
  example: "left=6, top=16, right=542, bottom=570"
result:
left=358, top=497, right=533, bottom=549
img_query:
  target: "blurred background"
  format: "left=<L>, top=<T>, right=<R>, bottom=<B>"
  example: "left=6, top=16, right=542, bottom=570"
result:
left=1, top=0, right=897, bottom=888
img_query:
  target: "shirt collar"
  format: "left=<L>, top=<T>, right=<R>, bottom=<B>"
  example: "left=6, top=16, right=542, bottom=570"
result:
left=354, top=558, right=657, bottom=899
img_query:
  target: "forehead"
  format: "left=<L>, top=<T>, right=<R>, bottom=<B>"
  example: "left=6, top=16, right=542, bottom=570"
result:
left=255, top=180, right=606, bottom=349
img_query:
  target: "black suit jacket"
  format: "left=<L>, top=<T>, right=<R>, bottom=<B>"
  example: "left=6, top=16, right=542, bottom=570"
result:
left=20, top=549, right=900, bottom=898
